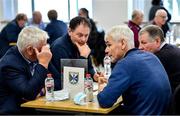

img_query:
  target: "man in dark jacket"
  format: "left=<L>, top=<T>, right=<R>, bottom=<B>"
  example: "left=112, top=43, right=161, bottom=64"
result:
left=139, top=25, right=180, bottom=93
left=0, top=13, right=27, bottom=58
left=149, top=0, right=171, bottom=37
left=51, top=16, right=100, bottom=81
left=0, top=26, right=61, bottom=114
left=45, top=10, right=67, bottom=45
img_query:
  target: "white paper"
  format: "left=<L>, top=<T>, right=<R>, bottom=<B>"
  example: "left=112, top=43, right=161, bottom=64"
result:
left=63, top=66, right=85, bottom=99
left=54, top=90, right=69, bottom=101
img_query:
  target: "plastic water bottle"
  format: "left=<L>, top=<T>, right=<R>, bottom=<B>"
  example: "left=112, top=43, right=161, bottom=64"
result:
left=84, top=73, right=93, bottom=102
left=104, top=55, right=111, bottom=79
left=45, top=73, right=54, bottom=101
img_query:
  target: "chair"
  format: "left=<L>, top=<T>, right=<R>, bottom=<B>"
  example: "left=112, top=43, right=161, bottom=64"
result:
left=171, top=84, right=180, bottom=114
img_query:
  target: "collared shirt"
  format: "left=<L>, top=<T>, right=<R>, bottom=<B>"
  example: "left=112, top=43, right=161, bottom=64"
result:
left=28, top=18, right=46, bottom=30
left=29, top=62, right=37, bottom=76
left=159, top=41, right=166, bottom=50
left=18, top=48, right=37, bottom=76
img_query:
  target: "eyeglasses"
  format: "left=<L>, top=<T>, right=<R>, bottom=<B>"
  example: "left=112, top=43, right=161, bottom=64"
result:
left=159, top=15, right=168, bottom=20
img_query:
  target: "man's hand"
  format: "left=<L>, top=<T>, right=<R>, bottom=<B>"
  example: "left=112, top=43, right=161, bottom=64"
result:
left=98, top=76, right=108, bottom=92
left=93, top=72, right=104, bottom=82
left=34, top=44, right=52, bottom=69
left=36, top=88, right=45, bottom=98
left=75, top=42, right=91, bottom=58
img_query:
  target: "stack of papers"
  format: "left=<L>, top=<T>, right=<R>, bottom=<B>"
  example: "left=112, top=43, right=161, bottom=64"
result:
left=54, top=90, right=69, bottom=101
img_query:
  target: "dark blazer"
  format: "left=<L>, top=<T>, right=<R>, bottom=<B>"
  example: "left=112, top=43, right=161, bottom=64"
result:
left=51, top=34, right=95, bottom=77
left=0, top=20, right=23, bottom=58
left=0, top=46, right=61, bottom=114
left=45, top=19, right=67, bottom=45
left=155, top=44, right=180, bottom=92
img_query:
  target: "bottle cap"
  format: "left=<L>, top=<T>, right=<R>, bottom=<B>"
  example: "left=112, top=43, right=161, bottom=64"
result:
left=86, top=73, right=91, bottom=78
left=47, top=73, right=52, bottom=77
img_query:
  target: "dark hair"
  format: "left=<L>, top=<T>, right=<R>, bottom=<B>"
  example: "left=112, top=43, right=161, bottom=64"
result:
left=139, top=25, right=165, bottom=42
left=69, top=16, right=91, bottom=31
left=15, top=13, right=27, bottom=21
left=80, top=8, right=89, bottom=18
left=48, top=10, right=58, bottom=20
left=151, top=0, right=162, bottom=5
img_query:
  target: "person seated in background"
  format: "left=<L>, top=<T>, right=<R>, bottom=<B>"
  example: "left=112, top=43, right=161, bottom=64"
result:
left=0, top=26, right=61, bottom=114
left=45, top=9, right=67, bottom=45
left=139, top=25, right=180, bottom=93
left=51, top=16, right=100, bottom=81
left=149, top=0, right=171, bottom=36
left=78, top=8, right=106, bottom=72
left=151, top=9, right=169, bottom=37
left=0, top=13, right=27, bottom=58
left=97, top=25, right=171, bottom=115
left=128, top=9, right=144, bottom=48
left=28, top=11, right=45, bottom=30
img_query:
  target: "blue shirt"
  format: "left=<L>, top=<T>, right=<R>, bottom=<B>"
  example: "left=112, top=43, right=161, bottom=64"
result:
left=27, top=18, right=46, bottom=30
left=45, top=19, right=67, bottom=45
left=97, top=48, right=172, bottom=115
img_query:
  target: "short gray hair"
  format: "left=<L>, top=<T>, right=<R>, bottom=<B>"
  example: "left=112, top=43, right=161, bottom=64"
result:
left=155, top=9, right=167, bottom=17
left=132, top=9, right=143, bottom=20
left=139, top=25, right=164, bottom=43
left=17, top=26, right=49, bottom=52
left=105, top=25, right=134, bottom=49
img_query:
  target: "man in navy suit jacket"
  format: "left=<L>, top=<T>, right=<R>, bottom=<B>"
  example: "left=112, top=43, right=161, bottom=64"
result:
left=45, top=9, right=67, bottom=45
left=139, top=25, right=180, bottom=92
left=0, top=26, right=61, bottom=114
left=0, top=13, right=27, bottom=58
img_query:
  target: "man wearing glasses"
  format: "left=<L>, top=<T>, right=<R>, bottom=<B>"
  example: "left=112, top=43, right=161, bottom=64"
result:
left=152, top=9, right=169, bottom=37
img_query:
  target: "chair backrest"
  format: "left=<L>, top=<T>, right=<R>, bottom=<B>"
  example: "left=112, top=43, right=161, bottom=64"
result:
left=172, top=84, right=180, bottom=114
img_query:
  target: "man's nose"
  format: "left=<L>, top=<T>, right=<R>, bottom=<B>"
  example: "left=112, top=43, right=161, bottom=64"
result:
left=105, top=47, right=109, bottom=54
left=138, top=44, right=143, bottom=50
left=81, top=36, right=87, bottom=43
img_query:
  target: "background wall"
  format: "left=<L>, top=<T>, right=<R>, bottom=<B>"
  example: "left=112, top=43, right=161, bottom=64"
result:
left=93, top=0, right=128, bottom=32
left=0, top=0, right=3, bottom=21
left=0, top=0, right=151, bottom=31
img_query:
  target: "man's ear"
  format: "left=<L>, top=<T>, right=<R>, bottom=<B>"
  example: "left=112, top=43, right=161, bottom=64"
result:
left=121, top=39, right=127, bottom=50
left=26, top=46, right=34, bottom=56
left=68, top=28, right=72, bottom=36
left=155, top=37, right=161, bottom=47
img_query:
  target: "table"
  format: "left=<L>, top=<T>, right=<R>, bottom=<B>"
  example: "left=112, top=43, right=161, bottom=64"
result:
left=21, top=95, right=122, bottom=114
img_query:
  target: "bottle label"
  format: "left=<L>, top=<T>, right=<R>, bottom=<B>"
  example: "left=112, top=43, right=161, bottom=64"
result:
left=84, top=79, right=93, bottom=102
left=45, top=78, right=54, bottom=102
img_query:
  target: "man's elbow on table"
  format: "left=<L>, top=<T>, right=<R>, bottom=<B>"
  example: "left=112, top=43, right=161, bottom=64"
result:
left=97, top=92, right=114, bottom=108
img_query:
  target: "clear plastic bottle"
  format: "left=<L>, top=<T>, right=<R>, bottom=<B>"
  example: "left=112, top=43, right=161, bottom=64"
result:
left=84, top=73, right=93, bottom=102
left=104, top=55, right=111, bottom=79
left=45, top=73, right=54, bottom=102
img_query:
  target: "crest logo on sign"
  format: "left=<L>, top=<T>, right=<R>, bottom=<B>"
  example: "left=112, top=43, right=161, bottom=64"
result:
left=69, top=72, right=79, bottom=84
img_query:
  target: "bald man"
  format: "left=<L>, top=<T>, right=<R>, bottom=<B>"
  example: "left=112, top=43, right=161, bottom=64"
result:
left=128, top=9, right=144, bottom=48
left=28, top=11, right=45, bottom=30
left=152, top=9, right=168, bottom=37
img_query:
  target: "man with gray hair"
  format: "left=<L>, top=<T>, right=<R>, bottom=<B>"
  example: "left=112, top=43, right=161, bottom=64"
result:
left=139, top=25, right=180, bottom=92
left=97, top=25, right=171, bottom=114
left=0, top=26, right=61, bottom=114
left=152, top=9, right=169, bottom=37
left=128, top=9, right=144, bottom=48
